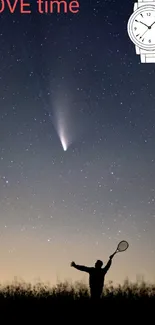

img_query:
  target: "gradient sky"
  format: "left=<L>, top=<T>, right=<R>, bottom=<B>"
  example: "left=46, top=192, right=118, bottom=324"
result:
left=0, top=0, right=155, bottom=287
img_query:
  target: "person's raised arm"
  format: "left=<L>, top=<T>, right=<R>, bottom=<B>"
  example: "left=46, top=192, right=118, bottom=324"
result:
left=71, top=261, right=90, bottom=273
left=103, top=254, right=114, bottom=273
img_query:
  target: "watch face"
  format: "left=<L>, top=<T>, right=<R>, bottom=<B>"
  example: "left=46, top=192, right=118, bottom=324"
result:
left=127, top=5, right=155, bottom=50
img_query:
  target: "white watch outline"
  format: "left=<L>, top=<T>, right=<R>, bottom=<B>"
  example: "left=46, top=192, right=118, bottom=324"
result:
left=127, top=5, right=155, bottom=50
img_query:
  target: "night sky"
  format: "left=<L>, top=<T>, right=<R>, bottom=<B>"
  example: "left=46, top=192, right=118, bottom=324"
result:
left=0, top=0, right=155, bottom=287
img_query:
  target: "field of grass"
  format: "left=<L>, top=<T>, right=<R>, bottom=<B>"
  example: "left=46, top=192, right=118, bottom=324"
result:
left=1, top=278, right=155, bottom=322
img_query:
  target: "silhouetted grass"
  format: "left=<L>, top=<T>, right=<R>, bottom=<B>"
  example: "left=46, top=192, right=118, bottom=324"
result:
left=0, top=278, right=155, bottom=322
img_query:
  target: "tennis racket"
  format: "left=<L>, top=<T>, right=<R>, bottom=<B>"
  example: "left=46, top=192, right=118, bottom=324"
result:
left=111, top=240, right=129, bottom=257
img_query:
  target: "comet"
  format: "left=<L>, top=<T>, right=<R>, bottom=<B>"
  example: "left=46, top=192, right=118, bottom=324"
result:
left=59, top=127, right=68, bottom=151
left=52, top=103, right=70, bottom=152
left=47, top=90, right=81, bottom=152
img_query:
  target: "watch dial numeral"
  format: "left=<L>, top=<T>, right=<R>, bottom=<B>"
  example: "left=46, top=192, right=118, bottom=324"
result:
left=146, top=12, right=151, bottom=16
left=149, top=39, right=151, bottom=43
left=134, top=27, right=137, bottom=30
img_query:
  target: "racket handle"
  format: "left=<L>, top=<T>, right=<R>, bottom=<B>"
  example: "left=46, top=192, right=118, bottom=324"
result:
left=109, top=252, right=116, bottom=259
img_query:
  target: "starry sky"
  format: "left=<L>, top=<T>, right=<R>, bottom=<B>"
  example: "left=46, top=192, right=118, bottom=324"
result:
left=0, top=0, right=155, bottom=287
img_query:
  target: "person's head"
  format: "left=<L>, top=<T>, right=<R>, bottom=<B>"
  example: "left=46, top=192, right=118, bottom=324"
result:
left=95, top=260, right=103, bottom=269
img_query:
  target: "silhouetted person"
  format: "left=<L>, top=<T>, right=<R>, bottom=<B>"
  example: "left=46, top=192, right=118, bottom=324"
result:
left=71, top=253, right=115, bottom=301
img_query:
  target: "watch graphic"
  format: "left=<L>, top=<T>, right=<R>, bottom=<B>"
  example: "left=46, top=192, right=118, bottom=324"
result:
left=127, top=0, right=155, bottom=63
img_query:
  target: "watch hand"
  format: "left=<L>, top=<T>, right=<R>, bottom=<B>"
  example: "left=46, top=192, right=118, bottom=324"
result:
left=139, top=20, right=155, bottom=39
left=139, top=21, right=150, bottom=28
left=135, top=20, right=149, bottom=28
left=140, top=27, right=150, bottom=38
left=149, top=21, right=155, bottom=28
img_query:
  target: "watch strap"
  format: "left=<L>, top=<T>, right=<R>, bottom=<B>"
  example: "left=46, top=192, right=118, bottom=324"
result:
left=137, top=0, right=155, bottom=9
left=138, top=0, right=154, bottom=2
left=140, top=52, right=155, bottom=62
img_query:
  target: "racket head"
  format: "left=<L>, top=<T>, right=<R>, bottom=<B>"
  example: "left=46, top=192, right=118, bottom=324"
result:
left=116, top=240, right=129, bottom=252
